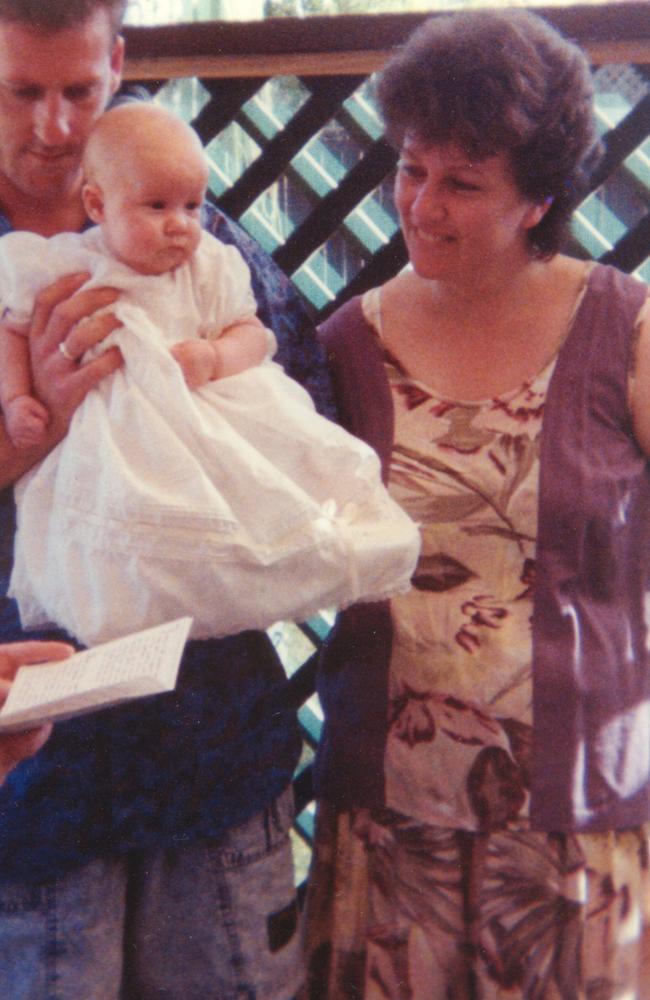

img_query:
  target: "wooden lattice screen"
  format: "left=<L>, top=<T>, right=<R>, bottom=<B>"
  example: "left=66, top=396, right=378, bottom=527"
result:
left=122, top=1, right=650, bottom=851
left=124, top=2, right=650, bottom=320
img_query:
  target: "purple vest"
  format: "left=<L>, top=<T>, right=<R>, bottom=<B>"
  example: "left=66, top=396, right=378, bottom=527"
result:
left=317, top=264, right=649, bottom=832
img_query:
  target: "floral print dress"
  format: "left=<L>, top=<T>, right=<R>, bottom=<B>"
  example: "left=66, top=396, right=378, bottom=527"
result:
left=304, top=282, right=650, bottom=1000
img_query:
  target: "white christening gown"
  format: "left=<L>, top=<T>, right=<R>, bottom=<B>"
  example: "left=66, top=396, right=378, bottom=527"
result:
left=0, top=228, right=419, bottom=645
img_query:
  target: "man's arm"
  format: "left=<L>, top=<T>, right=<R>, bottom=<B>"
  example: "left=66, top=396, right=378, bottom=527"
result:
left=0, top=273, right=123, bottom=489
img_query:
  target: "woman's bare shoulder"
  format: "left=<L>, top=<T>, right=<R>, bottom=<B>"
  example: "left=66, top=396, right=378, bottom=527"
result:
left=381, top=271, right=432, bottom=323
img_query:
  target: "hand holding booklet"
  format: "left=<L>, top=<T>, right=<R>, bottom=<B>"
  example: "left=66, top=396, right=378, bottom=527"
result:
left=0, top=617, right=193, bottom=732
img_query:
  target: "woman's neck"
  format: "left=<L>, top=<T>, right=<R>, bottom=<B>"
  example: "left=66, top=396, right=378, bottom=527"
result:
left=426, top=254, right=550, bottom=331
left=381, top=255, right=589, bottom=400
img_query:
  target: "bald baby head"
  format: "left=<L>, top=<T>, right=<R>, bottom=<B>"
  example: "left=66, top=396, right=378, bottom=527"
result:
left=82, top=104, right=209, bottom=274
left=83, top=102, right=208, bottom=189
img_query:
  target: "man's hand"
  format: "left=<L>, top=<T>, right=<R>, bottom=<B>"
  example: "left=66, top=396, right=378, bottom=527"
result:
left=0, top=272, right=126, bottom=488
left=0, top=640, right=74, bottom=783
left=29, top=272, right=123, bottom=442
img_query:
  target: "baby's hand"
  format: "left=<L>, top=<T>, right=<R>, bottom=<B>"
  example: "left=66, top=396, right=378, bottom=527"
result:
left=170, top=340, right=217, bottom=390
left=5, top=394, right=49, bottom=448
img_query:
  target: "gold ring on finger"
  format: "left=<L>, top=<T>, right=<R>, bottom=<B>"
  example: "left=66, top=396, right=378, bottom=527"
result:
left=58, top=340, right=76, bottom=362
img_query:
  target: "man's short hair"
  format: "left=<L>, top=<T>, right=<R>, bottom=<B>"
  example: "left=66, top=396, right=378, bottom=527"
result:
left=0, top=0, right=128, bottom=36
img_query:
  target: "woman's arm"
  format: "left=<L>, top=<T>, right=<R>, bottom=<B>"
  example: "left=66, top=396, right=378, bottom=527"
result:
left=628, top=292, right=650, bottom=455
left=0, top=273, right=123, bottom=489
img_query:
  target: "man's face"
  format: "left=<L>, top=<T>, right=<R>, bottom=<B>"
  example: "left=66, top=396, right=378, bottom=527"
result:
left=0, top=9, right=123, bottom=203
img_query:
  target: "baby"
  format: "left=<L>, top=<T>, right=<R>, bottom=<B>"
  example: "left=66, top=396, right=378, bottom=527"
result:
left=0, top=103, right=271, bottom=447
left=0, top=103, right=419, bottom=646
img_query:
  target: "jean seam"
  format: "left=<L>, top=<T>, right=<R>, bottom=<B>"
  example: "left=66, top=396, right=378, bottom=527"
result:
left=44, top=883, right=58, bottom=997
left=210, top=856, right=254, bottom=1000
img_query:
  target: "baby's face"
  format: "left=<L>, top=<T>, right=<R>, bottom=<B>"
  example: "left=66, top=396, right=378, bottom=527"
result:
left=100, top=155, right=207, bottom=275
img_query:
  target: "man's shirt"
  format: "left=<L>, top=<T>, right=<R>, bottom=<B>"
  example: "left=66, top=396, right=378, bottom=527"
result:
left=0, top=202, right=333, bottom=883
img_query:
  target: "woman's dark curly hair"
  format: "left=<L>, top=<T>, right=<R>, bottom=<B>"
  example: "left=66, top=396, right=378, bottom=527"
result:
left=376, top=10, right=603, bottom=258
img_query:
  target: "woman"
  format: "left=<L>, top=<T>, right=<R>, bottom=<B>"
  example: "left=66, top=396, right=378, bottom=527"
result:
left=305, top=10, right=650, bottom=999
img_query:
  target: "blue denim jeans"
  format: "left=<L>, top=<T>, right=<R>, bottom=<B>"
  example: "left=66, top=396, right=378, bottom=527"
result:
left=0, top=787, right=303, bottom=999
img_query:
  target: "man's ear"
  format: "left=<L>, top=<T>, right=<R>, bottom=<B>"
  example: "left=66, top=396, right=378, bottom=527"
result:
left=109, top=34, right=125, bottom=96
left=82, top=182, right=105, bottom=224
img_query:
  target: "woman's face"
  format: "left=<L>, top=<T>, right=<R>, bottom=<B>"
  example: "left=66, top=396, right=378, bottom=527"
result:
left=394, top=139, right=545, bottom=285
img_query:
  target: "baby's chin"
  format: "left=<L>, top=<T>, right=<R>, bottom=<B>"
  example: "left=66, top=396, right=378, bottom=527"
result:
left=122, top=248, right=192, bottom=275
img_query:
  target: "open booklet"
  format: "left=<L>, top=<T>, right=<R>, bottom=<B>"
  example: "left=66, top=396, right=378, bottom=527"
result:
left=0, top=617, right=193, bottom=733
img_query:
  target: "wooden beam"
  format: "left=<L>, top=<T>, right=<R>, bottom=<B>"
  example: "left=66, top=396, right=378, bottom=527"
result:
left=123, top=3, right=650, bottom=80
left=123, top=43, right=649, bottom=81
left=123, top=51, right=387, bottom=80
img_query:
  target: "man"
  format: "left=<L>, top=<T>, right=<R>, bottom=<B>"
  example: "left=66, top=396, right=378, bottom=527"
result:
left=0, top=0, right=126, bottom=485
left=0, top=2, right=329, bottom=996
